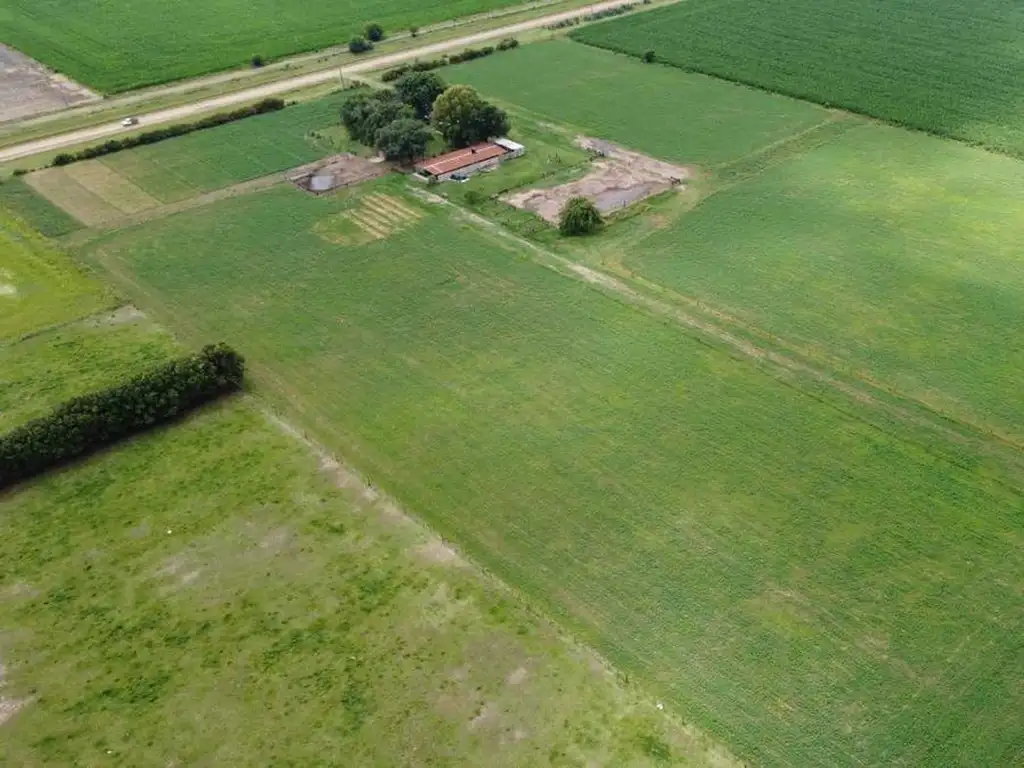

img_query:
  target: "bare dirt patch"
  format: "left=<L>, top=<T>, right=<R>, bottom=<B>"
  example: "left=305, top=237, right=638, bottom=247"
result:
left=0, top=661, right=28, bottom=727
left=502, top=136, right=692, bottom=224
left=287, top=154, right=387, bottom=195
left=0, top=44, right=98, bottom=123
left=83, top=304, right=146, bottom=327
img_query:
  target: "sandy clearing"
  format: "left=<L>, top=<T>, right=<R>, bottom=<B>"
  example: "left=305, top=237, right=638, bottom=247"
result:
left=0, top=44, right=98, bottom=123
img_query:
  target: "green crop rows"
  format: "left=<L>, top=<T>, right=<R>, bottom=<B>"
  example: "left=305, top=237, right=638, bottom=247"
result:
left=573, top=0, right=1024, bottom=157
left=447, top=40, right=829, bottom=167
left=0, top=0, right=523, bottom=92
left=101, top=93, right=354, bottom=202
left=81, top=179, right=1024, bottom=766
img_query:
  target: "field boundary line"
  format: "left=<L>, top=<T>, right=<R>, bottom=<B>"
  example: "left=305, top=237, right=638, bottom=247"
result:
left=412, top=186, right=1024, bottom=493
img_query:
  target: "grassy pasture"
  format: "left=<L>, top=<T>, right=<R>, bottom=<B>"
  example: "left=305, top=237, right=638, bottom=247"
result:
left=82, top=179, right=1024, bottom=766
left=1, top=191, right=723, bottom=767
left=446, top=39, right=830, bottom=167
left=0, top=210, right=111, bottom=340
left=606, top=122, right=1024, bottom=443
left=0, top=0, right=524, bottom=92
left=574, top=0, right=1024, bottom=157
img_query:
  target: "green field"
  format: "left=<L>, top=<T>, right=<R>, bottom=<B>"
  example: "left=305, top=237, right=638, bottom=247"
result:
left=600, top=122, right=1024, bottom=443
left=447, top=40, right=830, bottom=167
left=0, top=209, right=111, bottom=339
left=1, top=193, right=726, bottom=767
left=0, top=0, right=524, bottom=92
left=80, top=178, right=1024, bottom=766
left=0, top=178, right=81, bottom=237
left=573, top=0, right=1024, bottom=157
left=100, top=94, right=354, bottom=203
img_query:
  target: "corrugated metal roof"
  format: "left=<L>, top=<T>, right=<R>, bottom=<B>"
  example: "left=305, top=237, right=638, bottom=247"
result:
left=416, top=143, right=507, bottom=175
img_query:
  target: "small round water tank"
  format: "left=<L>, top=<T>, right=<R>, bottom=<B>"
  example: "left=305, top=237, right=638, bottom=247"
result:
left=310, top=174, right=334, bottom=192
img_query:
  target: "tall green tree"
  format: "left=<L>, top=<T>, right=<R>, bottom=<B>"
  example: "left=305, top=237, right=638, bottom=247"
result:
left=394, top=71, right=447, bottom=119
left=431, top=85, right=511, bottom=148
left=341, top=90, right=414, bottom=146
left=559, top=196, right=603, bottom=236
left=375, top=118, right=433, bottom=163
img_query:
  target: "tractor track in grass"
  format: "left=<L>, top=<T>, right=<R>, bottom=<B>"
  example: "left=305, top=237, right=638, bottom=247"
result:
left=411, top=186, right=1024, bottom=493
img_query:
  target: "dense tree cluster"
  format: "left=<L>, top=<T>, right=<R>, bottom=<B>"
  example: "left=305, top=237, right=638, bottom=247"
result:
left=431, top=85, right=509, bottom=148
left=0, top=344, right=244, bottom=488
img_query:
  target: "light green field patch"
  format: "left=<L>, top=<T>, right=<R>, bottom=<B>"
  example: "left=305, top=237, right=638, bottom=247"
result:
left=446, top=39, right=830, bottom=167
left=80, top=181, right=1024, bottom=766
left=613, top=122, right=1024, bottom=441
left=0, top=210, right=111, bottom=341
left=0, top=178, right=82, bottom=237
left=0, top=314, right=732, bottom=767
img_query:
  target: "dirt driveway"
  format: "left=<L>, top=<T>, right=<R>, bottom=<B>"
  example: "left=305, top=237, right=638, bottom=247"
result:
left=503, top=137, right=692, bottom=224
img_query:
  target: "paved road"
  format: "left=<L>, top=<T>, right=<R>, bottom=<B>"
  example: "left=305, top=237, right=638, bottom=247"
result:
left=0, top=0, right=639, bottom=164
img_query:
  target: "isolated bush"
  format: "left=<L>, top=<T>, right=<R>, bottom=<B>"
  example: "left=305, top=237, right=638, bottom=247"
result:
left=394, top=71, right=447, bottom=119
left=375, top=118, right=432, bottom=163
left=409, top=26, right=419, bottom=37
left=12, top=168, right=28, bottom=177
left=496, top=38, right=519, bottom=51
left=642, top=50, right=656, bottom=63
left=341, top=89, right=414, bottom=145
left=349, top=37, right=373, bottom=54
left=432, top=85, right=510, bottom=148
left=49, top=99, right=286, bottom=167
left=365, top=23, right=385, bottom=42
left=251, top=54, right=264, bottom=67
left=0, top=344, right=244, bottom=489
left=559, top=196, right=603, bottom=236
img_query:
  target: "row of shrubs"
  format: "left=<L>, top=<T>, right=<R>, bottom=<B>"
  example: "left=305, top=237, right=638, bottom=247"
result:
left=52, top=98, right=286, bottom=167
left=0, top=344, right=245, bottom=489
left=545, top=2, right=641, bottom=29
left=380, top=38, right=518, bottom=82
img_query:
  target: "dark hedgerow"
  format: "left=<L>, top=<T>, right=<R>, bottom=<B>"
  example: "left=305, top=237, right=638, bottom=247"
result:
left=0, top=344, right=245, bottom=489
left=380, top=41, right=516, bottom=82
left=50, top=99, right=286, bottom=167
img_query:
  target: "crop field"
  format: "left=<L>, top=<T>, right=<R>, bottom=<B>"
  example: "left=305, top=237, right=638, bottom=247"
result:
left=447, top=40, right=830, bottom=168
left=573, top=0, right=1024, bottom=157
left=0, top=177, right=80, bottom=237
left=100, top=94, right=354, bottom=203
left=1, top=196, right=721, bottom=766
left=0, top=0, right=524, bottom=92
left=0, top=209, right=111, bottom=339
left=79, top=178, right=1024, bottom=766
left=600, top=122, right=1024, bottom=444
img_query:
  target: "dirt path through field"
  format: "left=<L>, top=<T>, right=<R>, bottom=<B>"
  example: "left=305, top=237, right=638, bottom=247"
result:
left=411, top=187, right=1024, bottom=487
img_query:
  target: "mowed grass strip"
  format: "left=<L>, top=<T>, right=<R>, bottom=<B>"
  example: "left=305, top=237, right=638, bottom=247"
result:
left=614, top=122, right=1024, bottom=442
left=0, top=210, right=112, bottom=341
left=446, top=39, right=829, bottom=167
left=100, top=93, right=354, bottom=203
left=574, top=0, right=1024, bottom=156
left=0, top=325, right=729, bottom=767
left=0, top=0, right=524, bottom=92
left=83, top=180, right=1024, bottom=766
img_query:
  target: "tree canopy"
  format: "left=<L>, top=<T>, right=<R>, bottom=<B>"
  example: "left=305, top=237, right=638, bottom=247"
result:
left=341, top=90, right=415, bottom=146
left=431, top=85, right=510, bottom=148
left=394, top=71, right=447, bottom=120
left=375, top=118, right=433, bottom=163
left=559, top=196, right=603, bottom=236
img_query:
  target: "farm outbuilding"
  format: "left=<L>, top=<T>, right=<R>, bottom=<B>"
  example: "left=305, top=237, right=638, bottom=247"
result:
left=414, top=138, right=524, bottom=182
